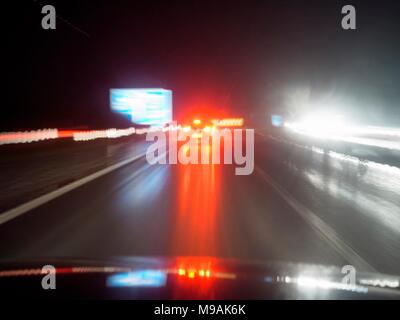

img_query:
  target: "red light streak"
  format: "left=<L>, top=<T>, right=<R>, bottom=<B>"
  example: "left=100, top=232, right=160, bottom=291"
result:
left=173, top=159, right=220, bottom=256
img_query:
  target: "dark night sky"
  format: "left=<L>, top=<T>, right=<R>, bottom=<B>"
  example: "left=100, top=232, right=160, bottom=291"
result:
left=3, top=0, right=400, bottom=130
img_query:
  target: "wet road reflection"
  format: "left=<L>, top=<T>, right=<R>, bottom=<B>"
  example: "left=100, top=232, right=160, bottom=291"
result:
left=1, top=133, right=400, bottom=275
left=172, top=160, right=220, bottom=256
left=287, top=145, right=400, bottom=235
left=257, top=135, right=400, bottom=273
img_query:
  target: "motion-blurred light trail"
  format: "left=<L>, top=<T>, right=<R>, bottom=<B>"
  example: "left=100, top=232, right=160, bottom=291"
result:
left=285, top=121, right=400, bottom=151
left=73, top=128, right=136, bottom=141
left=172, top=164, right=220, bottom=256
left=0, top=129, right=58, bottom=145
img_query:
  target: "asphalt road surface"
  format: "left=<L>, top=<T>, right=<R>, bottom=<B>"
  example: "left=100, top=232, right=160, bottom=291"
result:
left=1, top=132, right=399, bottom=276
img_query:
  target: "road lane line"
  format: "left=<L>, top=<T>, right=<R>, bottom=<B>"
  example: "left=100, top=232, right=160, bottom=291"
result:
left=255, top=165, right=376, bottom=273
left=0, top=151, right=147, bottom=226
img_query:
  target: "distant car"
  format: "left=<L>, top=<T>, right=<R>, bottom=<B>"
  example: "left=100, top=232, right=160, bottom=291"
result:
left=186, top=118, right=244, bottom=139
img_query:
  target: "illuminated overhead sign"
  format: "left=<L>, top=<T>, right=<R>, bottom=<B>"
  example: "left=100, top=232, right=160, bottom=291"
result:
left=271, top=114, right=283, bottom=127
left=110, top=88, right=173, bottom=126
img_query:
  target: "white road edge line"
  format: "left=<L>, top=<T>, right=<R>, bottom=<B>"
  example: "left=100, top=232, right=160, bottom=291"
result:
left=0, top=151, right=147, bottom=226
left=255, top=164, right=376, bottom=273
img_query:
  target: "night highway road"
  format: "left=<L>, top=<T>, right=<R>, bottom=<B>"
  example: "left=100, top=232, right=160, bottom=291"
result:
left=1, top=132, right=399, bottom=276
left=4, top=0, right=400, bottom=304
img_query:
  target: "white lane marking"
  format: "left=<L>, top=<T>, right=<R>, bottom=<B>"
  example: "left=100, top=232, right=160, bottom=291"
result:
left=0, top=152, right=147, bottom=226
left=255, top=165, right=376, bottom=273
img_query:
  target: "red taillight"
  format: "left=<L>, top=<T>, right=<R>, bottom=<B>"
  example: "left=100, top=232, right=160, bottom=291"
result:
left=177, top=267, right=211, bottom=279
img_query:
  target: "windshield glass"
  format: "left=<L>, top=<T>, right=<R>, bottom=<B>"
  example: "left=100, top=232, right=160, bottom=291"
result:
left=1, top=0, right=400, bottom=299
